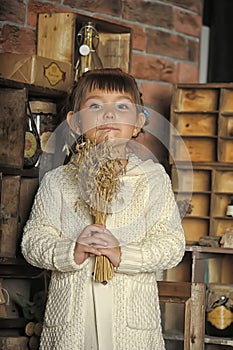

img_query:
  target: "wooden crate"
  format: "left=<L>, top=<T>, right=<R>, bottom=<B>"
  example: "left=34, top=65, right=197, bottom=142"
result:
left=37, top=13, right=76, bottom=64
left=0, top=88, right=26, bottom=169
left=0, top=174, right=21, bottom=257
left=98, top=32, right=131, bottom=72
left=37, top=13, right=131, bottom=73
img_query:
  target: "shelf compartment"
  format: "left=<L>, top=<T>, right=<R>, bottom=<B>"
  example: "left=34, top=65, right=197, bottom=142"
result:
left=220, top=88, right=233, bottom=112
left=186, top=193, right=210, bottom=217
left=173, top=113, right=217, bottom=136
left=173, top=87, right=219, bottom=112
left=182, top=217, right=209, bottom=243
left=211, top=218, right=233, bottom=237
left=212, top=194, right=232, bottom=217
left=172, top=167, right=211, bottom=192
left=172, top=137, right=217, bottom=162
left=218, top=139, right=233, bottom=162
left=213, top=170, right=233, bottom=193
left=219, top=114, right=233, bottom=137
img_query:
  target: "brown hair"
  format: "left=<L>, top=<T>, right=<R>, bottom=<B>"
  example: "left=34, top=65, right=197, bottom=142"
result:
left=70, top=68, right=144, bottom=113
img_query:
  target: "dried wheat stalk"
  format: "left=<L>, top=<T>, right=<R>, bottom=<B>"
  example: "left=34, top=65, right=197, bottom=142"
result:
left=68, top=138, right=126, bottom=283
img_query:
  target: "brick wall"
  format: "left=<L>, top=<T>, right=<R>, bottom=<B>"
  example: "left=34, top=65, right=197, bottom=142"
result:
left=0, top=0, right=203, bottom=115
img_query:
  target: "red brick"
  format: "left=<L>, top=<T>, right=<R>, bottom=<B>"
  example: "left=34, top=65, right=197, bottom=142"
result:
left=123, top=0, right=173, bottom=29
left=162, top=0, right=203, bottom=15
left=131, top=25, right=146, bottom=52
left=174, top=9, right=202, bottom=37
left=1, top=25, right=36, bottom=55
left=188, top=39, right=200, bottom=62
left=63, top=0, right=122, bottom=17
left=146, top=29, right=189, bottom=60
left=28, top=1, right=65, bottom=27
left=176, top=62, right=199, bottom=83
left=131, top=53, right=176, bottom=83
left=140, top=82, right=172, bottom=117
left=0, top=0, right=26, bottom=24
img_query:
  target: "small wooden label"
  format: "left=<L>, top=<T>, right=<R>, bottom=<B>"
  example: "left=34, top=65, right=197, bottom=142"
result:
left=44, top=62, right=65, bottom=86
left=207, top=305, right=233, bottom=330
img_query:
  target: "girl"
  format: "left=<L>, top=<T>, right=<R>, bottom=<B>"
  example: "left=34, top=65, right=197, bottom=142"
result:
left=22, top=68, right=185, bottom=350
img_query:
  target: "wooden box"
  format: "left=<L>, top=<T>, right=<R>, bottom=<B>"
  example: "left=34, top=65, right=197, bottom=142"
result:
left=0, top=174, right=21, bottom=257
left=37, top=13, right=76, bottom=64
left=98, top=32, right=131, bottom=73
left=0, top=53, right=73, bottom=92
left=37, top=12, right=131, bottom=73
left=0, top=88, right=26, bottom=169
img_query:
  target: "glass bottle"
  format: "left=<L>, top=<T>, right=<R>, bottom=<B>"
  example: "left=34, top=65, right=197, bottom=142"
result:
left=74, top=22, right=103, bottom=80
left=226, top=195, right=233, bottom=217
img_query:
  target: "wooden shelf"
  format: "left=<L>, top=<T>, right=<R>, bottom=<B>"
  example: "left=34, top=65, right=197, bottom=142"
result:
left=0, top=77, right=67, bottom=101
left=0, top=257, right=44, bottom=278
left=186, top=245, right=233, bottom=255
left=205, top=335, right=233, bottom=346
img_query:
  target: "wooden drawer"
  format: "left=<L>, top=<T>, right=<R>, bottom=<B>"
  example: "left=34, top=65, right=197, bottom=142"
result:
left=0, top=174, right=21, bottom=257
left=0, top=88, right=26, bottom=169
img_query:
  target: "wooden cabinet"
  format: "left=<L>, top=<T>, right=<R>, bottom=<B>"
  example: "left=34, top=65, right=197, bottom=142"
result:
left=165, top=83, right=233, bottom=350
left=170, top=83, right=233, bottom=244
left=0, top=79, right=64, bottom=349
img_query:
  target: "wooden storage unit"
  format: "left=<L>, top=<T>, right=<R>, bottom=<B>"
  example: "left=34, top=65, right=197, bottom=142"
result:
left=168, top=83, right=233, bottom=350
left=0, top=80, right=62, bottom=350
left=37, top=12, right=132, bottom=73
left=172, top=164, right=233, bottom=243
left=165, top=246, right=233, bottom=350
left=170, top=83, right=233, bottom=243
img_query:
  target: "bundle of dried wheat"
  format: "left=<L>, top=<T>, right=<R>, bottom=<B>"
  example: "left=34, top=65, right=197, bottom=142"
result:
left=68, top=138, right=126, bottom=283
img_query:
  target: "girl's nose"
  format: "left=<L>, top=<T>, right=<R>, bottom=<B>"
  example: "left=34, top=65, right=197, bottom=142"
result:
left=103, top=105, right=116, bottom=120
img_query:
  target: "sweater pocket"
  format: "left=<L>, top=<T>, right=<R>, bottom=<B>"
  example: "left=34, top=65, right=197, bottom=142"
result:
left=44, top=281, right=73, bottom=327
left=126, top=280, right=159, bottom=330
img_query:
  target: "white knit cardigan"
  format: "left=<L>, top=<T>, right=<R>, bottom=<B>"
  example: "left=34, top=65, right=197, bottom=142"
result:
left=21, top=155, right=185, bottom=350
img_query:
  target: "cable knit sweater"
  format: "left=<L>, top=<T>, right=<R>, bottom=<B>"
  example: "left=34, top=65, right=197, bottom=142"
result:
left=21, top=154, right=185, bottom=350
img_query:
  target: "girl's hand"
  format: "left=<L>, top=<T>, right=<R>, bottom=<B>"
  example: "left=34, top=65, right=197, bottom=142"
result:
left=74, top=224, right=108, bottom=265
left=97, top=228, right=121, bottom=267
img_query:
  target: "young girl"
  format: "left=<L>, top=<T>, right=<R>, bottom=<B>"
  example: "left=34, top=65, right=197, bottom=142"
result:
left=22, top=68, right=185, bottom=350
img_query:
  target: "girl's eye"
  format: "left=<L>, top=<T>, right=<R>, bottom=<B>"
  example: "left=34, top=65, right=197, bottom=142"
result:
left=89, top=103, right=102, bottom=110
left=117, top=103, right=130, bottom=110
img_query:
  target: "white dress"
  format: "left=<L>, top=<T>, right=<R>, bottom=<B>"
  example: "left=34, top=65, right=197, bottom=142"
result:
left=84, top=257, right=113, bottom=349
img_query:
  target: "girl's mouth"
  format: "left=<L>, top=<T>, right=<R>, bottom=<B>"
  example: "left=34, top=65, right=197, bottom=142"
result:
left=98, top=125, right=119, bottom=131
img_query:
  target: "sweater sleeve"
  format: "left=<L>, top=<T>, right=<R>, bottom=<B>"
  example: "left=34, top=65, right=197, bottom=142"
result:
left=21, top=169, right=88, bottom=272
left=116, top=167, right=185, bottom=274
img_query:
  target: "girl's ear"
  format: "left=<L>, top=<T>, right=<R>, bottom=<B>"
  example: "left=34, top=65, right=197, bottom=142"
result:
left=66, top=111, right=81, bottom=135
left=133, top=112, right=146, bottom=137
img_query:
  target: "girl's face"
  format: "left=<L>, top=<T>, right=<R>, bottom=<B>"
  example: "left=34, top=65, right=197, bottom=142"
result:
left=76, top=89, right=145, bottom=144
